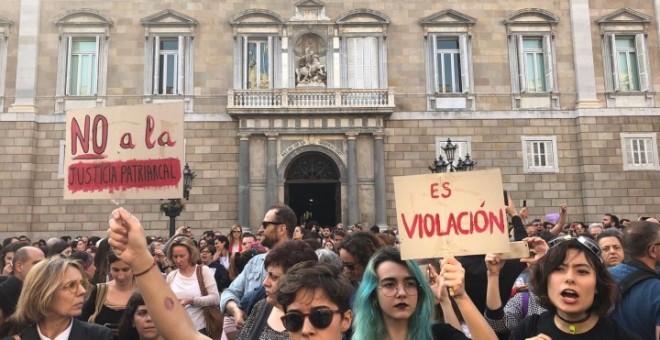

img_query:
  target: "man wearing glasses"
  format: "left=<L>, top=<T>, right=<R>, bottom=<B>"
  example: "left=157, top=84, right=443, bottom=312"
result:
left=220, top=204, right=296, bottom=330
left=609, top=220, right=660, bottom=340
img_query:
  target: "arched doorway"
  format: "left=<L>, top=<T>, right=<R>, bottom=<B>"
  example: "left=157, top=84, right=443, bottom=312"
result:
left=284, top=152, right=340, bottom=227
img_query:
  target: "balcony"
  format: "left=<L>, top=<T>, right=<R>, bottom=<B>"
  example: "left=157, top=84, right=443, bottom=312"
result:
left=227, top=88, right=395, bottom=116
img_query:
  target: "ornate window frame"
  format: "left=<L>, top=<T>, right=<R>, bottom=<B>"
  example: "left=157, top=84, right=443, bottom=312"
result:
left=420, top=9, right=476, bottom=110
left=596, top=8, right=653, bottom=108
left=141, top=9, right=197, bottom=112
left=53, top=9, right=112, bottom=114
left=504, top=8, right=559, bottom=110
left=336, top=9, right=390, bottom=89
left=230, top=9, right=285, bottom=89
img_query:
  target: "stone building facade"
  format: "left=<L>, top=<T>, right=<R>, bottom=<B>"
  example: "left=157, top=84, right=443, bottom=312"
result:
left=1, top=0, right=659, bottom=237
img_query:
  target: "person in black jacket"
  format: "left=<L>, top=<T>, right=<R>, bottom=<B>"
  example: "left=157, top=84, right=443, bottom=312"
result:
left=3, top=257, right=113, bottom=340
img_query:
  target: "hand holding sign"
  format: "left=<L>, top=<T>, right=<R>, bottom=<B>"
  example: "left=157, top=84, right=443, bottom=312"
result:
left=440, top=256, right=465, bottom=297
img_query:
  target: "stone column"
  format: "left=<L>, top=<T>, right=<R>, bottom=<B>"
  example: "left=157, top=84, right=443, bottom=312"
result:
left=9, top=0, right=40, bottom=113
left=346, top=132, right=359, bottom=225
left=656, top=0, right=660, bottom=58
left=237, top=133, right=250, bottom=228
left=373, top=132, right=387, bottom=227
left=569, top=0, right=600, bottom=108
left=266, top=133, right=278, bottom=207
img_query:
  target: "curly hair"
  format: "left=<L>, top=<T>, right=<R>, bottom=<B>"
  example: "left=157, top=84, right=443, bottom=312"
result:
left=530, top=238, right=616, bottom=317
left=336, top=231, right=382, bottom=270
left=352, top=247, right=434, bottom=340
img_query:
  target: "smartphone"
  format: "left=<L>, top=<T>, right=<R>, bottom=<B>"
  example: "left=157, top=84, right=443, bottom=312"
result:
left=522, top=200, right=527, bottom=208
left=503, top=190, right=508, bottom=206
left=500, top=241, right=531, bottom=259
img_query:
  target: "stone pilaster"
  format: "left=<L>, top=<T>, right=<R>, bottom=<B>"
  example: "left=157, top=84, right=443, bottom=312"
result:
left=9, top=0, right=40, bottom=113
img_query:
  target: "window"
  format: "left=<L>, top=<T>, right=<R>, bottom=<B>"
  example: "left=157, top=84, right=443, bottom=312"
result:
left=504, top=9, right=559, bottom=109
left=66, top=38, right=98, bottom=96
left=53, top=9, right=111, bottom=113
left=347, top=37, right=379, bottom=89
left=509, top=34, right=554, bottom=94
left=141, top=9, right=197, bottom=110
left=621, top=133, right=659, bottom=170
left=603, top=34, right=649, bottom=92
left=433, top=37, right=465, bottom=93
left=231, top=10, right=282, bottom=89
left=146, top=35, right=192, bottom=96
left=521, top=136, right=559, bottom=173
left=420, top=9, right=475, bottom=110
left=337, top=10, right=390, bottom=89
left=242, top=37, right=273, bottom=89
left=597, top=8, right=652, bottom=107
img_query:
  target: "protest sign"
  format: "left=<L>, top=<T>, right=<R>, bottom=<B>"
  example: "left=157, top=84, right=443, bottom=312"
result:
left=393, top=168, right=510, bottom=260
left=64, top=102, right=184, bottom=200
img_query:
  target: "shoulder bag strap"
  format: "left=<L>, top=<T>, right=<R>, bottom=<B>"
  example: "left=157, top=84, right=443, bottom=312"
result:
left=196, top=265, right=209, bottom=296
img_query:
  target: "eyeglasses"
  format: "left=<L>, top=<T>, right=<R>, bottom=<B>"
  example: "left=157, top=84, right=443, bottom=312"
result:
left=532, top=223, right=543, bottom=227
left=62, top=279, right=90, bottom=293
left=200, top=250, right=211, bottom=254
left=548, top=235, right=602, bottom=259
left=378, top=279, right=420, bottom=297
left=342, top=262, right=355, bottom=271
left=280, top=307, right=341, bottom=332
left=262, top=221, right=281, bottom=229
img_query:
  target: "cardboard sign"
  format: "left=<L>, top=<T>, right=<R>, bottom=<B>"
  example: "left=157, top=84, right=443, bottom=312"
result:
left=64, top=102, right=184, bottom=200
left=393, top=169, right=510, bottom=260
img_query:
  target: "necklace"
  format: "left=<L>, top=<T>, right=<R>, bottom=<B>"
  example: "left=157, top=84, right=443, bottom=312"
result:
left=555, top=313, right=591, bottom=334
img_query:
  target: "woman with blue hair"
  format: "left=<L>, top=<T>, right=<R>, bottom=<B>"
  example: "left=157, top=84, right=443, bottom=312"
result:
left=352, top=247, right=496, bottom=340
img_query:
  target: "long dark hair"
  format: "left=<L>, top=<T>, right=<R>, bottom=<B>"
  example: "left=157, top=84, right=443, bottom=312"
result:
left=117, top=291, right=146, bottom=340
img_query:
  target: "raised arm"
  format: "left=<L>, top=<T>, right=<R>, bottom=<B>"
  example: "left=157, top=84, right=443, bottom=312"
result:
left=429, top=263, right=461, bottom=331
left=548, top=204, right=567, bottom=236
left=107, top=208, right=209, bottom=340
left=441, top=256, right=497, bottom=340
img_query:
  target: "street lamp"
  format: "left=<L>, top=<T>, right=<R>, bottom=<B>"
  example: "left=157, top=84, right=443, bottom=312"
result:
left=429, top=138, right=477, bottom=173
left=161, top=163, right=197, bottom=237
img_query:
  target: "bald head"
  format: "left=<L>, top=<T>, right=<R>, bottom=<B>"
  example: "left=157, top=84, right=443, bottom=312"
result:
left=12, top=246, right=45, bottom=281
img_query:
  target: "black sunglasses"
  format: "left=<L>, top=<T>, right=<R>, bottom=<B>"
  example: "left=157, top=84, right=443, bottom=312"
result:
left=281, top=307, right=341, bottom=332
left=262, top=221, right=281, bottom=229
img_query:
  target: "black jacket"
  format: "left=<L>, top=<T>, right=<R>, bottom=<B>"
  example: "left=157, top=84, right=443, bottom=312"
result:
left=7, top=318, right=113, bottom=340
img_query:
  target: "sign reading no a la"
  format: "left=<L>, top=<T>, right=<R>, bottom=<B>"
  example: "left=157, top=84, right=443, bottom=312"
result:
left=64, top=102, right=184, bottom=200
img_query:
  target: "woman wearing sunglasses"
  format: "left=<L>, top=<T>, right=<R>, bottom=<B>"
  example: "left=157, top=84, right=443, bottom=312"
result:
left=510, top=235, right=637, bottom=339
left=236, top=240, right=318, bottom=340
left=352, top=247, right=497, bottom=340
left=2, top=257, right=113, bottom=339
left=276, top=261, right=353, bottom=340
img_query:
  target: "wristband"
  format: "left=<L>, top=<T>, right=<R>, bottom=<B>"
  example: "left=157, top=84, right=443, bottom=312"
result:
left=133, top=258, right=157, bottom=277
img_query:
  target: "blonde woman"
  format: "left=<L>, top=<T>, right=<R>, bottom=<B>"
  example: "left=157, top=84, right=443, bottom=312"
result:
left=166, top=236, right=220, bottom=335
left=6, top=257, right=113, bottom=339
left=227, top=224, right=243, bottom=254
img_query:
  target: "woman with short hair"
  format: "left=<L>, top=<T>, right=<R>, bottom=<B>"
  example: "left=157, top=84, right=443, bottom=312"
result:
left=510, top=235, right=636, bottom=339
left=166, top=236, right=219, bottom=335
left=277, top=261, right=353, bottom=340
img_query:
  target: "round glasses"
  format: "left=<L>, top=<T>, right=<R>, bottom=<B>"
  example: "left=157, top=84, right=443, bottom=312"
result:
left=62, top=279, right=90, bottom=294
left=378, top=279, right=419, bottom=297
left=280, top=307, right=341, bottom=332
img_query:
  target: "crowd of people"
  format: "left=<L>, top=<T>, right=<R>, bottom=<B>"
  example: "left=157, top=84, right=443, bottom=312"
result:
left=0, top=198, right=657, bottom=340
